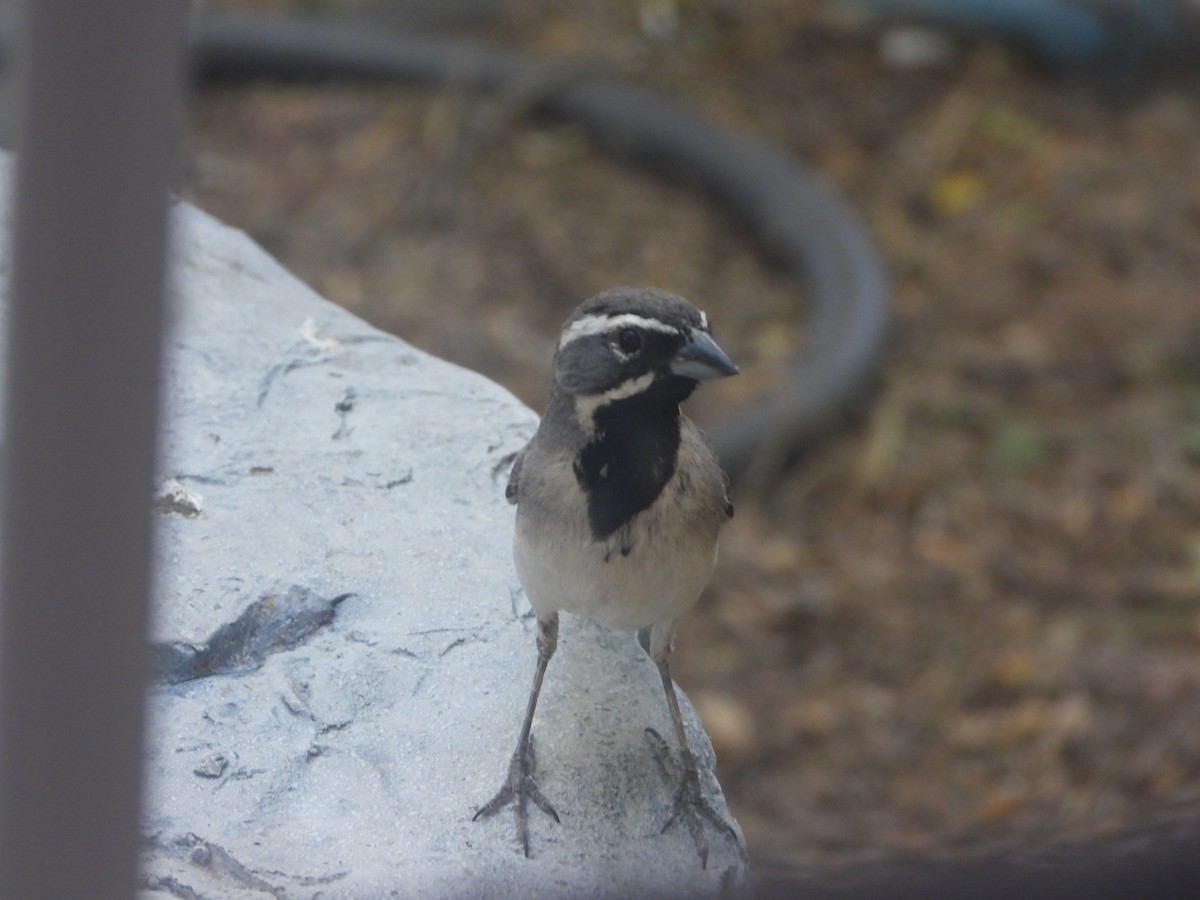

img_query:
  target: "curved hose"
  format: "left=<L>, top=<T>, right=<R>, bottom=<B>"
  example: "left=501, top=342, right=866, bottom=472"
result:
left=191, top=12, right=891, bottom=485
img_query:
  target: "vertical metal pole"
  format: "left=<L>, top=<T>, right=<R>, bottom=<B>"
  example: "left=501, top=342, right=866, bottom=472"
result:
left=0, top=2, right=186, bottom=897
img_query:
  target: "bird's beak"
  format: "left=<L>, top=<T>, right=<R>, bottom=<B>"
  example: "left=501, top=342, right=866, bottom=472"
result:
left=670, top=329, right=739, bottom=381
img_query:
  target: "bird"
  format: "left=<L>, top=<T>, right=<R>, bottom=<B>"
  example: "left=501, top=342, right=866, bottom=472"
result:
left=473, top=286, right=740, bottom=867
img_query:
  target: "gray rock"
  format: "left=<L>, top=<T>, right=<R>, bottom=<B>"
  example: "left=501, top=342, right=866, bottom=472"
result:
left=140, top=201, right=751, bottom=898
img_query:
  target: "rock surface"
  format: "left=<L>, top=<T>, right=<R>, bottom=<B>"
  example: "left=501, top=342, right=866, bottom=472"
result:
left=138, top=201, right=750, bottom=897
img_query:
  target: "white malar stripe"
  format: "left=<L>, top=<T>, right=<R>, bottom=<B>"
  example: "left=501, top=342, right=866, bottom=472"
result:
left=558, top=313, right=681, bottom=349
left=574, top=370, right=657, bottom=426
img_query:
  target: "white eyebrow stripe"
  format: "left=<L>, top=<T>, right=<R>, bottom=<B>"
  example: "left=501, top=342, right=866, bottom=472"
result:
left=557, top=312, right=682, bottom=349
left=699, top=310, right=709, bottom=331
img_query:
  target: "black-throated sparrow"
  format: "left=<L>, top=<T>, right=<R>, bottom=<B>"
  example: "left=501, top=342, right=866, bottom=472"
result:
left=474, top=286, right=740, bottom=866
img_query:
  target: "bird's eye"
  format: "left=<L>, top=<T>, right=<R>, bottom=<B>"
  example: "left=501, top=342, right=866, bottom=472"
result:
left=616, top=326, right=642, bottom=354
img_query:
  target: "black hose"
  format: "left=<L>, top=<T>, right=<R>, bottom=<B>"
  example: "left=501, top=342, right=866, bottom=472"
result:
left=191, top=12, right=891, bottom=485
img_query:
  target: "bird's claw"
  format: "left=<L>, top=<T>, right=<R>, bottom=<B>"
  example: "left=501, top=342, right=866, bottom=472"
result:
left=473, top=738, right=559, bottom=858
left=645, top=727, right=740, bottom=869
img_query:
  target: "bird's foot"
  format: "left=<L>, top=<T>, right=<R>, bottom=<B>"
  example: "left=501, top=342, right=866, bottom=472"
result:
left=645, top=727, right=741, bottom=869
left=473, top=737, right=559, bottom=858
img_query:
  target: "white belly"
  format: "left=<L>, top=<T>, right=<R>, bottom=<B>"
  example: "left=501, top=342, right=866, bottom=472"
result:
left=513, top=471, right=720, bottom=632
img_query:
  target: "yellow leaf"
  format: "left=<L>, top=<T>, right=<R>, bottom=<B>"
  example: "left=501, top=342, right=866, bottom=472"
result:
left=929, top=170, right=985, bottom=217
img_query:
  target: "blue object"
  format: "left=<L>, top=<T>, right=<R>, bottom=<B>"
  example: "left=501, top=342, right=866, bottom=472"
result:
left=849, top=0, right=1181, bottom=67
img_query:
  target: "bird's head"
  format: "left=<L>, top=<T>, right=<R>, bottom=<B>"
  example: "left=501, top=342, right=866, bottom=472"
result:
left=552, top=287, right=738, bottom=422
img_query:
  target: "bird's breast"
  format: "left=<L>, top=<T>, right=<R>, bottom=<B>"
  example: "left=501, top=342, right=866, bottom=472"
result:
left=513, top=449, right=722, bottom=632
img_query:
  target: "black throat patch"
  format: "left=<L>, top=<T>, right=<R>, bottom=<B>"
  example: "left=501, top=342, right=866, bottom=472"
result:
left=573, top=381, right=687, bottom=542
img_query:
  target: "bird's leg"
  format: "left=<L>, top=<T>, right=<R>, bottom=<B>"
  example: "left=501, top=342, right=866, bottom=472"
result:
left=639, top=626, right=739, bottom=869
left=474, top=613, right=560, bottom=857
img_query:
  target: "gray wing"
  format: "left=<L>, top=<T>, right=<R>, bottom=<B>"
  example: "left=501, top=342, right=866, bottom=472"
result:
left=504, top=446, right=526, bottom=505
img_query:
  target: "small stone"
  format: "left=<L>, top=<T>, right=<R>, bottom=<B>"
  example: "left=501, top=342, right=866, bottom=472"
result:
left=193, top=752, right=228, bottom=779
left=154, top=479, right=203, bottom=518
left=189, top=842, right=211, bottom=866
left=879, top=26, right=958, bottom=70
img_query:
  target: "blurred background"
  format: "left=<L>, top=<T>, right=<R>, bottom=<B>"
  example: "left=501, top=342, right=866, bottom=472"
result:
left=186, top=0, right=1200, bottom=880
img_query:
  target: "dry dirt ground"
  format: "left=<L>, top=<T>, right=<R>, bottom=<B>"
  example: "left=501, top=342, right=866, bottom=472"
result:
left=187, top=0, right=1200, bottom=878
